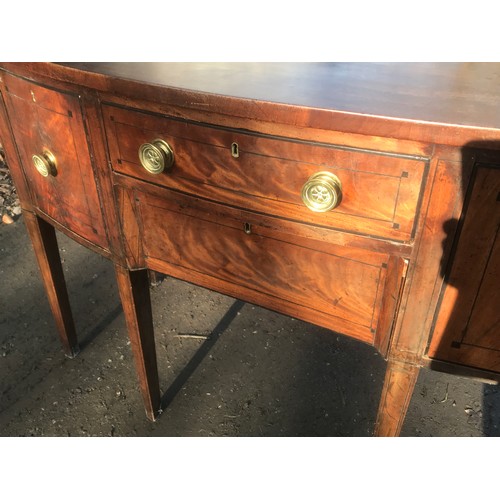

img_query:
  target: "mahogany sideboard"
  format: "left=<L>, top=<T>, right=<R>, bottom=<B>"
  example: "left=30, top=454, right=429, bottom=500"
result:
left=1, top=62, right=499, bottom=436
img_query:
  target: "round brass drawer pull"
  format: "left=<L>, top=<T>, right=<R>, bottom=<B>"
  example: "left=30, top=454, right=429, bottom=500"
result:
left=301, top=171, right=342, bottom=212
left=32, top=150, right=57, bottom=177
left=138, top=139, right=174, bottom=174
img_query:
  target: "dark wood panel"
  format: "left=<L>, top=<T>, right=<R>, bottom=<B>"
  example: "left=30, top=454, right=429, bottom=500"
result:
left=466, top=234, right=500, bottom=348
left=428, top=166, right=500, bottom=372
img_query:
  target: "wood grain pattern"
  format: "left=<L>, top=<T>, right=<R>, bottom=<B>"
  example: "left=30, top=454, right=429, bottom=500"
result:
left=104, top=104, right=427, bottom=242
left=114, top=171, right=413, bottom=259
left=54, top=63, right=500, bottom=131
left=79, top=92, right=125, bottom=262
left=2, top=62, right=499, bottom=436
left=115, top=185, right=144, bottom=269
left=6, top=62, right=500, bottom=148
left=132, top=187, right=405, bottom=345
left=374, top=257, right=408, bottom=357
left=374, top=360, right=420, bottom=436
left=387, top=158, right=469, bottom=365
left=428, top=166, right=500, bottom=371
left=2, top=72, right=108, bottom=250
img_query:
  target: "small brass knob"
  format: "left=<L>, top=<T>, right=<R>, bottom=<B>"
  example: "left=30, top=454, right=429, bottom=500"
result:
left=138, top=139, right=174, bottom=174
left=301, top=171, right=342, bottom=212
left=32, top=150, right=57, bottom=177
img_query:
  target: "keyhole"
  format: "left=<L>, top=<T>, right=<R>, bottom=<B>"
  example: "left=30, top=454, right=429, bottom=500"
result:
left=243, top=222, right=252, bottom=234
left=231, top=142, right=239, bottom=158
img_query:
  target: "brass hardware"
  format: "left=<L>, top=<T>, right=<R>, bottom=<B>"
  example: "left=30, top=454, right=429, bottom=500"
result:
left=231, top=142, right=239, bottom=158
left=243, top=222, right=252, bottom=234
left=138, top=139, right=174, bottom=174
left=32, top=149, right=57, bottom=177
left=301, top=171, right=342, bottom=212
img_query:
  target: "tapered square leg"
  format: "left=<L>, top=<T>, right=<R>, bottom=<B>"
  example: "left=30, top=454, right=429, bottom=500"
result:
left=114, top=264, right=161, bottom=421
left=374, top=360, right=420, bottom=436
left=23, top=211, right=79, bottom=358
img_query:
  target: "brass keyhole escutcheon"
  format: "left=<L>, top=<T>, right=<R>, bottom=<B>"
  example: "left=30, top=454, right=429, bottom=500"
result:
left=301, top=171, right=342, bottom=212
left=138, top=139, right=174, bottom=174
left=32, top=149, right=57, bottom=177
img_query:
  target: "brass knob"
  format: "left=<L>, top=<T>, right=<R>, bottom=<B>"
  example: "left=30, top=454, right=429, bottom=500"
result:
left=32, top=150, right=57, bottom=177
left=138, top=139, right=174, bottom=174
left=301, top=171, right=342, bottom=212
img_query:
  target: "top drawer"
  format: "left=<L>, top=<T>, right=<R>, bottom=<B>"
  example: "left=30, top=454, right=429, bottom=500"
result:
left=103, top=104, right=427, bottom=242
left=2, top=72, right=108, bottom=249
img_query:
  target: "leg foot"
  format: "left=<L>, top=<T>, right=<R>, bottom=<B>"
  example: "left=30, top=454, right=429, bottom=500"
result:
left=374, top=359, right=419, bottom=436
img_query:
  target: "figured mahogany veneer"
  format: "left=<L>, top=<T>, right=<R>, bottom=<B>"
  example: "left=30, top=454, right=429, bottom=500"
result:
left=1, top=62, right=499, bottom=436
left=132, top=187, right=406, bottom=345
left=2, top=72, right=108, bottom=250
left=103, top=104, right=427, bottom=242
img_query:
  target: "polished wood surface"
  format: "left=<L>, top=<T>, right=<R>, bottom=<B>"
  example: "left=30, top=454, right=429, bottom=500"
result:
left=1, top=62, right=499, bottom=436
left=103, top=103, right=426, bottom=242
left=3, top=62, right=500, bottom=146
left=62, top=62, right=500, bottom=129
left=133, top=186, right=404, bottom=345
left=2, top=72, right=108, bottom=250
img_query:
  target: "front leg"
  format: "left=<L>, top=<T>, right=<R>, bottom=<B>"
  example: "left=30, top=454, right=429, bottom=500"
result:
left=114, top=264, right=161, bottom=421
left=23, top=211, right=79, bottom=358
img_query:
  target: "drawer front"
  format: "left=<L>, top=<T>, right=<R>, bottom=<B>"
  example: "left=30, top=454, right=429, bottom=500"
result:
left=130, top=187, right=406, bottom=345
left=103, top=104, right=427, bottom=242
left=2, top=72, right=107, bottom=248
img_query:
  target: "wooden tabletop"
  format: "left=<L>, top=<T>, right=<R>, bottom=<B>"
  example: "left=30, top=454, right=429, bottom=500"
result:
left=3, top=62, right=500, bottom=146
left=60, top=62, right=500, bottom=130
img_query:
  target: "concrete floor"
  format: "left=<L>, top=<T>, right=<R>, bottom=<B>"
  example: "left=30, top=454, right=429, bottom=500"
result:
left=1, top=215, right=500, bottom=437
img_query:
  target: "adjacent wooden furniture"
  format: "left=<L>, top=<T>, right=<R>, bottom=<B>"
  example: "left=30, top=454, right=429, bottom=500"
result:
left=1, top=62, right=499, bottom=436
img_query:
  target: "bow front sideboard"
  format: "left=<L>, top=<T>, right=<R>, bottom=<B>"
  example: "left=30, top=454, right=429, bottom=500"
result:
left=1, top=62, right=499, bottom=436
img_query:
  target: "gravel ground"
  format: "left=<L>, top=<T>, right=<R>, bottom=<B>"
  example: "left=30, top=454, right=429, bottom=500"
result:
left=0, top=148, right=21, bottom=225
left=1, top=156, right=500, bottom=437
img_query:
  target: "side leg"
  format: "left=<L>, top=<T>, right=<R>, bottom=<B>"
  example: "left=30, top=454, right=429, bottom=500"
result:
left=374, top=359, right=420, bottom=436
left=114, top=264, right=161, bottom=421
left=23, top=211, right=79, bottom=358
